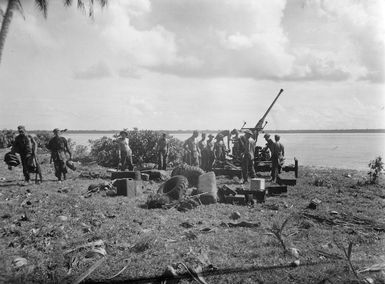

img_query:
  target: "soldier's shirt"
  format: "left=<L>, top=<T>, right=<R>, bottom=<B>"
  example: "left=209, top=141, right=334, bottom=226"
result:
left=242, top=136, right=256, bottom=157
left=47, top=136, right=68, bottom=152
left=13, top=134, right=34, bottom=155
left=117, top=137, right=132, bottom=155
left=185, top=137, right=198, bottom=153
left=157, top=137, right=168, bottom=152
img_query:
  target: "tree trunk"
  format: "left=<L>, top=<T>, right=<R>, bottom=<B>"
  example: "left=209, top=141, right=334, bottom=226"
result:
left=0, top=0, right=17, bottom=64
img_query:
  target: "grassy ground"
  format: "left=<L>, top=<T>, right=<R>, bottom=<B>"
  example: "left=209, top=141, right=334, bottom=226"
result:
left=1, top=148, right=384, bottom=283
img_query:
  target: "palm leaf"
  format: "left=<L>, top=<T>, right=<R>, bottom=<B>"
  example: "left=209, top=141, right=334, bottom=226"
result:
left=77, top=0, right=85, bottom=12
left=34, top=0, right=48, bottom=18
left=15, top=0, right=25, bottom=20
left=98, top=0, right=108, bottom=7
left=63, top=0, right=73, bottom=7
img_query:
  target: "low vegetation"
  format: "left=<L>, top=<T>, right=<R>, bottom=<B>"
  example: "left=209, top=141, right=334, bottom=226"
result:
left=89, top=130, right=184, bottom=167
left=0, top=147, right=384, bottom=283
left=368, top=156, right=384, bottom=185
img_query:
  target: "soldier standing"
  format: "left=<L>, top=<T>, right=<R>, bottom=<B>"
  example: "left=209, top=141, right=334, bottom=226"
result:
left=197, top=133, right=207, bottom=168
left=240, top=129, right=256, bottom=184
left=264, top=133, right=279, bottom=182
left=47, top=128, right=72, bottom=182
left=11, top=126, right=38, bottom=183
left=230, top=129, right=242, bottom=161
left=183, top=130, right=199, bottom=166
left=117, top=130, right=134, bottom=171
left=214, top=134, right=227, bottom=165
left=204, top=134, right=215, bottom=171
left=274, top=135, right=285, bottom=174
left=157, top=133, right=168, bottom=170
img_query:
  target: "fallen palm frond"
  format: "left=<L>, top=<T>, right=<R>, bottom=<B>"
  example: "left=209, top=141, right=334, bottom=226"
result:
left=106, top=259, right=131, bottom=280
left=177, top=263, right=208, bottom=284
left=72, top=257, right=106, bottom=284
left=302, top=212, right=385, bottom=232
left=358, top=262, right=385, bottom=273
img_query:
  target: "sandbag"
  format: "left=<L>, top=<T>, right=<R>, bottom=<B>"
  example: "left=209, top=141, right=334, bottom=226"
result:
left=197, top=171, right=217, bottom=204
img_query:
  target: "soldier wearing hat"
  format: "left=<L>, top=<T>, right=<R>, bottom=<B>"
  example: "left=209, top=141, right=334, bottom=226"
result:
left=240, top=129, right=256, bottom=183
left=156, top=133, right=168, bottom=170
left=202, top=134, right=215, bottom=171
left=11, top=126, right=38, bottom=183
left=264, top=133, right=275, bottom=155
left=264, top=133, right=282, bottom=182
left=117, top=130, right=133, bottom=171
left=47, top=128, right=72, bottom=182
left=183, top=130, right=199, bottom=166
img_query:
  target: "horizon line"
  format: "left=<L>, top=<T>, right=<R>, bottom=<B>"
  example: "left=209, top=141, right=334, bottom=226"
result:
left=14, top=128, right=385, bottom=133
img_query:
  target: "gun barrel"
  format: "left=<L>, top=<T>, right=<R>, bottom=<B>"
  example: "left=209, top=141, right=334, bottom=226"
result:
left=255, top=89, right=284, bottom=129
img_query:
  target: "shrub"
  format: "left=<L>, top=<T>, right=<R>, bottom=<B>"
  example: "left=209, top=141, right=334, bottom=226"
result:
left=72, top=144, right=92, bottom=163
left=33, top=131, right=52, bottom=151
left=368, top=156, right=384, bottom=184
left=89, top=136, right=118, bottom=167
left=0, top=129, right=15, bottom=148
left=89, top=130, right=184, bottom=168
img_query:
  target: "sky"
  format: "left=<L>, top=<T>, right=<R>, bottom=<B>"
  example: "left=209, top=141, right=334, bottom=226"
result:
left=0, top=0, right=384, bottom=131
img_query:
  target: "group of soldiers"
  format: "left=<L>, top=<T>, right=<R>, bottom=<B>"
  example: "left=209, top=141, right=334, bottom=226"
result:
left=7, top=126, right=72, bottom=184
left=182, top=130, right=226, bottom=171
left=177, top=129, right=285, bottom=184
left=7, top=126, right=285, bottom=185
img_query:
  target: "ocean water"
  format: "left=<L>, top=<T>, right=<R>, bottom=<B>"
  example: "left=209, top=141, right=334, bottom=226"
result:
left=65, top=132, right=385, bottom=170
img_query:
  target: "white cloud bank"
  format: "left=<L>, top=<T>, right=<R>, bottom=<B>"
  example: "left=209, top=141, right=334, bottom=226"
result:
left=91, top=0, right=383, bottom=82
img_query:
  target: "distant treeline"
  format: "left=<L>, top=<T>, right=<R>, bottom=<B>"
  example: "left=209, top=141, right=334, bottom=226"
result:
left=25, top=129, right=385, bottom=134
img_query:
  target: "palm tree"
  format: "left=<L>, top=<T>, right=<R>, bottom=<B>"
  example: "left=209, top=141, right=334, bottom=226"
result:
left=0, top=0, right=107, bottom=64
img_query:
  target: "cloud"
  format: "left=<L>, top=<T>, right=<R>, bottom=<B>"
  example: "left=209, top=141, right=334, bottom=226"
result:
left=100, top=1, right=183, bottom=69
left=74, top=61, right=111, bottom=79
left=143, top=0, right=293, bottom=79
left=281, top=49, right=351, bottom=81
left=140, top=0, right=384, bottom=82
left=285, top=0, right=385, bottom=82
left=118, top=65, right=142, bottom=78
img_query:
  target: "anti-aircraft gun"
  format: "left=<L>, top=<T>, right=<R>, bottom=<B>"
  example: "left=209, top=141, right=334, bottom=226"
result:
left=213, top=89, right=283, bottom=168
left=215, top=89, right=284, bottom=156
left=213, top=89, right=298, bottom=182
